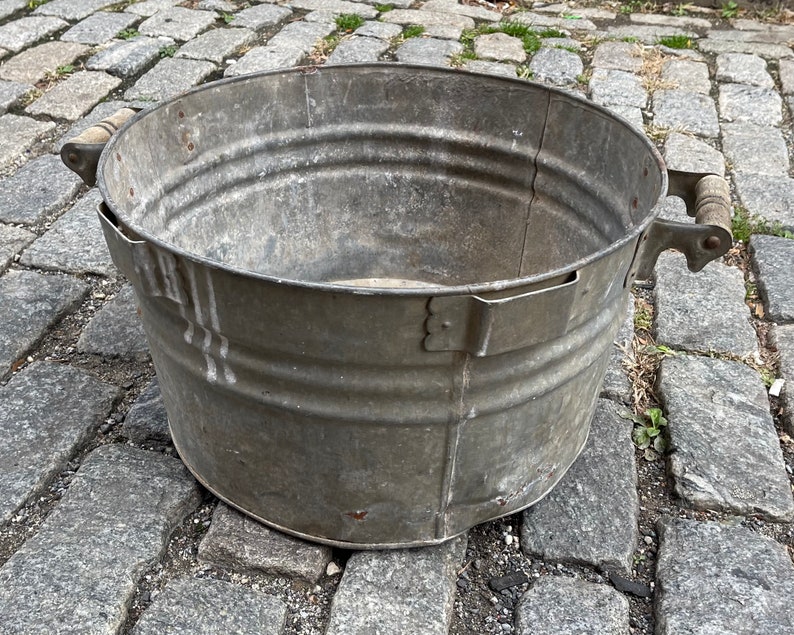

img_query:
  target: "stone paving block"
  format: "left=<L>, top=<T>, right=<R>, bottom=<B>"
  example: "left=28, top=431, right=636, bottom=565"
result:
left=325, top=535, right=466, bottom=635
left=655, top=517, right=794, bottom=634
left=225, top=3, right=291, bottom=31
left=0, top=223, right=35, bottom=274
left=138, top=7, right=218, bottom=42
left=354, top=20, right=402, bottom=41
left=198, top=503, right=332, bottom=583
left=509, top=11, right=597, bottom=31
left=359, top=0, right=413, bottom=7
left=86, top=36, right=173, bottom=78
left=661, top=59, right=710, bottom=94
left=652, top=89, right=719, bottom=138
left=125, top=0, right=178, bottom=17
left=629, top=12, right=711, bottom=30
left=474, top=32, right=525, bottom=63
left=707, top=28, right=792, bottom=45
left=733, top=172, right=794, bottom=231
left=125, top=57, right=216, bottom=102
left=421, top=0, right=501, bottom=21
left=225, top=20, right=335, bottom=77
left=175, top=26, right=256, bottom=63
left=603, top=103, right=644, bottom=130
left=132, top=577, right=287, bottom=635
left=514, top=577, right=629, bottom=635
left=326, top=35, right=389, bottom=65
left=533, top=3, right=615, bottom=20
left=0, top=16, right=68, bottom=53
left=34, top=0, right=122, bottom=21
left=0, top=361, right=119, bottom=524
left=381, top=8, right=475, bottom=30
left=26, top=70, right=121, bottom=121
left=0, top=41, right=90, bottom=85
left=0, top=444, right=202, bottom=634
left=607, top=24, right=697, bottom=44
left=722, top=122, right=789, bottom=176
left=463, top=59, right=516, bottom=78
left=718, top=83, right=782, bottom=126
left=663, top=132, right=724, bottom=176
left=715, top=52, right=774, bottom=87
left=733, top=18, right=794, bottom=37
left=773, top=324, right=794, bottom=435
left=123, top=377, right=171, bottom=445
left=658, top=355, right=794, bottom=521
left=78, top=284, right=150, bottom=359
left=653, top=253, right=758, bottom=357
left=0, top=154, right=83, bottom=225
left=779, top=58, right=794, bottom=95
left=0, top=0, right=26, bottom=21
left=290, top=0, right=377, bottom=19
left=0, top=79, right=31, bottom=115
left=540, top=37, right=581, bottom=51
left=20, top=190, right=115, bottom=276
left=0, top=270, right=89, bottom=376
left=422, top=24, right=463, bottom=40
left=61, top=11, right=140, bottom=46
left=529, top=47, right=582, bottom=87
left=395, top=37, right=463, bottom=66
left=591, top=41, right=642, bottom=72
left=601, top=299, right=634, bottom=404
left=749, top=234, right=794, bottom=323
left=698, top=37, right=793, bottom=59
left=589, top=68, right=646, bottom=108
left=0, top=114, right=56, bottom=170
left=521, top=399, right=638, bottom=575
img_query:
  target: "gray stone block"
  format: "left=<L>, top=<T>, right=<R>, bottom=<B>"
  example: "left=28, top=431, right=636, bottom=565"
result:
left=326, top=535, right=466, bottom=635
left=528, top=47, right=583, bottom=87
left=718, top=83, right=782, bottom=126
left=132, top=577, right=287, bottom=635
left=0, top=78, right=31, bottom=115
left=122, top=377, right=171, bottom=445
left=540, top=37, right=581, bottom=51
left=515, top=576, right=629, bottom=635
left=653, top=253, right=758, bottom=357
left=715, top=52, right=774, bottom=87
left=290, top=0, right=378, bottom=19
left=607, top=23, right=697, bottom=44
left=125, top=57, right=216, bottom=102
left=198, top=503, right=332, bottom=583
left=591, top=40, right=642, bottom=72
left=138, top=7, right=217, bottom=42
left=0, top=41, right=89, bottom=85
left=395, top=37, right=463, bottom=66
left=749, top=234, right=794, bottom=323
left=354, top=20, right=402, bottom=41
left=521, top=399, right=638, bottom=575
left=698, top=37, right=793, bottom=59
left=421, top=0, right=501, bottom=21
left=773, top=324, right=794, bottom=435
left=326, top=36, right=388, bottom=64
left=34, top=0, right=122, bottom=21
left=61, top=12, right=140, bottom=46
left=733, top=172, right=794, bottom=231
left=658, top=355, right=794, bottom=521
left=226, top=3, right=291, bottom=30
left=124, top=0, right=178, bottom=17
left=0, top=16, right=68, bottom=53
left=463, top=60, right=516, bottom=78
left=663, top=132, right=724, bottom=176
left=0, top=444, right=202, bottom=634
left=630, top=12, right=711, bottom=29
left=0, top=154, right=83, bottom=224
left=0, top=270, right=89, bottom=376
left=603, top=103, right=644, bottom=130
left=381, top=8, right=475, bottom=30
left=589, top=68, right=646, bottom=108
left=652, top=89, right=719, bottom=138
left=722, top=122, right=789, bottom=176
left=0, top=361, right=119, bottom=524
left=78, top=284, right=149, bottom=359
left=661, top=59, right=710, bottom=94
left=175, top=26, right=256, bottom=64
left=0, top=0, right=26, bottom=21
left=510, top=11, right=596, bottom=31
left=655, top=517, right=794, bottom=634
left=20, top=190, right=117, bottom=276
left=0, top=114, right=56, bottom=170
left=601, top=298, right=634, bottom=404
left=779, top=58, right=794, bottom=95
left=26, top=70, right=121, bottom=121
left=87, top=36, right=173, bottom=78
left=473, top=32, right=525, bottom=63
left=0, top=223, right=35, bottom=274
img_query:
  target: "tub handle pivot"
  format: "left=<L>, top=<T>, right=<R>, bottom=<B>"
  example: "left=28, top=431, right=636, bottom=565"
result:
left=632, top=171, right=732, bottom=281
left=60, top=107, right=140, bottom=186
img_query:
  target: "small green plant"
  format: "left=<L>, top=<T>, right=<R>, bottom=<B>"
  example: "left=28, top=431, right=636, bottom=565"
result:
left=672, top=3, right=691, bottom=16
left=732, top=207, right=794, bottom=242
left=402, top=24, right=425, bottom=39
left=621, top=36, right=640, bottom=43
left=27, top=0, right=48, bottom=8
left=450, top=50, right=477, bottom=67
left=117, top=28, right=140, bottom=40
left=516, top=65, right=533, bottom=80
left=538, top=28, right=567, bottom=39
left=657, top=34, right=692, bottom=49
left=221, top=12, right=235, bottom=24
left=335, top=13, right=365, bottom=33
left=159, top=44, right=177, bottom=58
left=374, top=3, right=393, bottom=11
left=721, top=1, right=739, bottom=19
left=55, top=64, right=74, bottom=76
left=623, top=407, right=668, bottom=460
left=759, top=367, right=775, bottom=388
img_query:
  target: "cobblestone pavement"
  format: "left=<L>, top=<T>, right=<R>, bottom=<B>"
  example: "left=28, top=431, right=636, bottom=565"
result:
left=1, top=0, right=794, bottom=633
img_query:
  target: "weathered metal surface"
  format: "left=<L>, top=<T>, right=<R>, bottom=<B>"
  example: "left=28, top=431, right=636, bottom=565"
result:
left=68, top=64, right=730, bottom=547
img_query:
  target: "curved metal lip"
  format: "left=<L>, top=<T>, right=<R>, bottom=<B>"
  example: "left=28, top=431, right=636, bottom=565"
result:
left=98, top=62, right=669, bottom=298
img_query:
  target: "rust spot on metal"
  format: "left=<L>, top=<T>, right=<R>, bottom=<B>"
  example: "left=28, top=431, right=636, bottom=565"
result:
left=129, top=187, right=134, bottom=197
left=187, top=142, right=194, bottom=151
left=178, top=111, right=185, bottom=119
left=115, top=153, right=121, bottom=162
left=345, top=510, right=368, bottom=521
left=643, top=166, right=649, bottom=177
left=496, top=497, right=508, bottom=507
left=632, top=197, right=638, bottom=209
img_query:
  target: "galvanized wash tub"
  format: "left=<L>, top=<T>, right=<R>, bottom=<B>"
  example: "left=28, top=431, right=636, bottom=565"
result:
left=63, top=64, right=731, bottom=548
